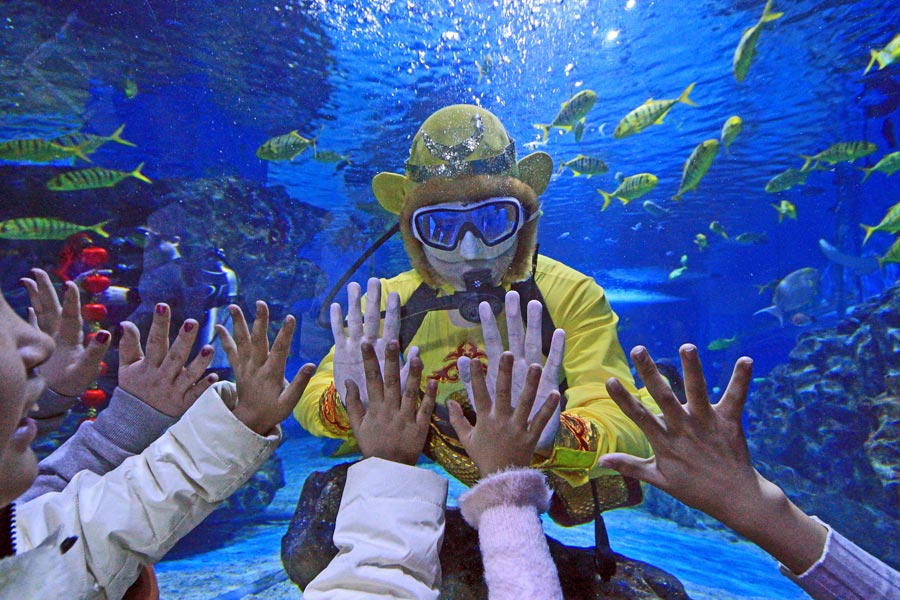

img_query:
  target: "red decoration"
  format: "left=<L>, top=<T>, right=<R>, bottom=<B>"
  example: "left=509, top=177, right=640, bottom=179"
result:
left=80, top=247, right=109, bottom=268
left=98, top=361, right=108, bottom=376
left=81, top=303, right=108, bottom=322
left=81, top=388, right=107, bottom=407
left=82, top=274, right=111, bottom=294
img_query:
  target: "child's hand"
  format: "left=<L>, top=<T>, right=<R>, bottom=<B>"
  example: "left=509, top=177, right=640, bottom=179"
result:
left=449, top=353, right=560, bottom=477
left=344, top=340, right=436, bottom=465
left=21, top=268, right=110, bottom=398
left=458, top=293, right=565, bottom=456
left=217, top=302, right=316, bottom=435
left=600, top=344, right=758, bottom=522
left=118, top=303, right=218, bottom=417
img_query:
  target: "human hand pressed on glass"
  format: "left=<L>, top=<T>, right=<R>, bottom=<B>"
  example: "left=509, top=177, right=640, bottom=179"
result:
left=457, top=290, right=565, bottom=455
left=330, top=277, right=418, bottom=408
left=344, top=340, right=436, bottom=466
left=600, top=344, right=828, bottom=574
left=449, top=354, right=560, bottom=476
left=21, top=268, right=110, bottom=399
left=599, top=344, right=759, bottom=521
left=216, top=301, right=317, bottom=435
left=118, top=302, right=218, bottom=418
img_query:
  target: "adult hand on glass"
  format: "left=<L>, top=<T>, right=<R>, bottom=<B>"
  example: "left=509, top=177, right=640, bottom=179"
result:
left=217, top=301, right=317, bottom=435
left=344, top=340, right=436, bottom=466
left=449, top=353, right=560, bottom=477
left=330, top=278, right=417, bottom=408
left=457, top=291, right=565, bottom=456
left=21, top=268, right=111, bottom=398
left=599, top=344, right=760, bottom=524
left=118, top=303, right=219, bottom=417
left=599, top=344, right=828, bottom=574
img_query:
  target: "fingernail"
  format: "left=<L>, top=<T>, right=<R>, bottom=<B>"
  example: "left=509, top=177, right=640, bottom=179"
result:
left=95, top=331, right=110, bottom=344
left=156, top=304, right=166, bottom=315
left=184, top=322, right=195, bottom=332
left=201, top=347, right=212, bottom=357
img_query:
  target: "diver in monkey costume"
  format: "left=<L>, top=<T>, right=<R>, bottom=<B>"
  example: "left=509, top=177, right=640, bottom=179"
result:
left=293, top=105, right=658, bottom=542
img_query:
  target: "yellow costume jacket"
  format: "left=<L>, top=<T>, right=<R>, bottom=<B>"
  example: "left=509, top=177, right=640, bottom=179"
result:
left=294, top=255, right=658, bottom=523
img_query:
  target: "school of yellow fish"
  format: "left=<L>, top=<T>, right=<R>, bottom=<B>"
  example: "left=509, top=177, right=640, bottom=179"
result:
left=529, top=3, right=899, bottom=288
left=0, top=4, right=897, bottom=290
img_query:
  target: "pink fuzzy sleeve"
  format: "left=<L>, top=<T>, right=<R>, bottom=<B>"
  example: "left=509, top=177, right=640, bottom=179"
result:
left=459, top=468, right=563, bottom=600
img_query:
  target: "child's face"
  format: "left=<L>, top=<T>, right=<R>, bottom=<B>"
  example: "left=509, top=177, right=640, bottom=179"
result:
left=0, top=291, right=54, bottom=506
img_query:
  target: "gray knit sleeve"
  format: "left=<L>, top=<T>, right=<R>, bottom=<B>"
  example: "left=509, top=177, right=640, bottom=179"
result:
left=19, top=387, right=177, bottom=502
left=779, top=517, right=900, bottom=600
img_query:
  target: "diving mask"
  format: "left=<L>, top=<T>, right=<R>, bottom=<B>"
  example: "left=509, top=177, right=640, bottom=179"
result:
left=411, top=197, right=533, bottom=252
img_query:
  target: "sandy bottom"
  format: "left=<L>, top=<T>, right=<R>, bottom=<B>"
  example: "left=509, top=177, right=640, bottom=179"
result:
left=155, top=426, right=811, bottom=599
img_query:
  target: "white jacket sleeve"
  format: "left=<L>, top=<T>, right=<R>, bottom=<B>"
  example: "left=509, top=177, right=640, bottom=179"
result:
left=13, top=381, right=281, bottom=600
left=303, top=457, right=448, bottom=600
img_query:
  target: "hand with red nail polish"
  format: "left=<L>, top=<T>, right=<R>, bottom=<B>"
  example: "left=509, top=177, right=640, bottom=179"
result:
left=21, top=268, right=111, bottom=402
left=118, top=304, right=218, bottom=417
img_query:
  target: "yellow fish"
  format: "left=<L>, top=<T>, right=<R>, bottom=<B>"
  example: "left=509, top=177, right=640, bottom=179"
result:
left=558, top=155, right=609, bottom=178
left=708, top=335, right=738, bottom=351
left=733, top=0, right=784, bottom=82
left=52, top=124, right=136, bottom=155
left=879, top=236, right=900, bottom=267
left=720, top=116, right=743, bottom=154
left=709, top=220, right=728, bottom=239
left=256, top=130, right=318, bottom=161
left=694, top=233, right=708, bottom=251
left=668, top=254, right=689, bottom=280
left=861, top=200, right=900, bottom=245
left=772, top=199, right=797, bottom=223
left=641, top=200, right=670, bottom=217
left=613, top=83, right=697, bottom=139
left=673, top=139, right=719, bottom=202
left=46, top=163, right=152, bottom=191
left=534, top=90, right=597, bottom=142
left=734, top=231, right=769, bottom=245
left=864, top=33, right=900, bottom=76
left=597, top=173, right=659, bottom=211
left=124, top=78, right=139, bottom=99
left=859, top=151, right=900, bottom=183
left=800, top=141, right=877, bottom=169
left=0, top=217, right=111, bottom=240
left=476, top=54, right=493, bottom=84
left=313, top=150, right=351, bottom=164
left=765, top=167, right=810, bottom=193
left=0, top=138, right=91, bottom=163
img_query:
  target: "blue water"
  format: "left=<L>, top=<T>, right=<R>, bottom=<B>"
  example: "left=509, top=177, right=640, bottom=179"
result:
left=3, top=0, right=900, bottom=597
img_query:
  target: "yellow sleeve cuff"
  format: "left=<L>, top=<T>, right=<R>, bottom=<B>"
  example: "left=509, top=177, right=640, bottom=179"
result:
left=531, top=413, right=602, bottom=487
left=318, top=382, right=354, bottom=438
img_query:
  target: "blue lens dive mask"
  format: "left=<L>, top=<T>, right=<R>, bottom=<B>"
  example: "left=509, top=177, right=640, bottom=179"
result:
left=411, top=197, right=534, bottom=252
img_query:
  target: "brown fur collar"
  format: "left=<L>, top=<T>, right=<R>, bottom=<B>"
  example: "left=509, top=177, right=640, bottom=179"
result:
left=399, top=175, right=540, bottom=288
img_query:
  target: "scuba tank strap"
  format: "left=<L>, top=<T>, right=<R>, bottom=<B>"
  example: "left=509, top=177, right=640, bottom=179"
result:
left=398, top=283, right=438, bottom=354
